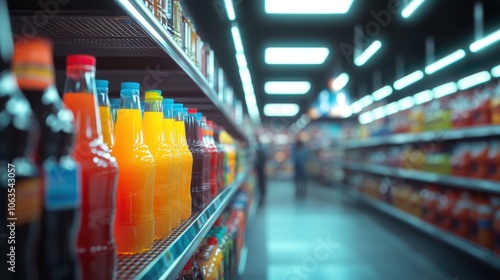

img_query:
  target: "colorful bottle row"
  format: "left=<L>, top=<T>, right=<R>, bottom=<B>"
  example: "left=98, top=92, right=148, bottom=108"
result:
left=0, top=36, right=237, bottom=280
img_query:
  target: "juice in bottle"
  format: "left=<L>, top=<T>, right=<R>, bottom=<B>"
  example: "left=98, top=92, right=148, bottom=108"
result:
left=173, top=104, right=193, bottom=219
left=62, top=54, right=119, bottom=280
left=96, top=80, right=114, bottom=148
left=13, top=38, right=81, bottom=280
left=0, top=6, right=42, bottom=278
left=112, top=82, right=155, bottom=254
left=161, top=98, right=181, bottom=228
left=212, top=123, right=226, bottom=191
left=143, top=90, right=172, bottom=238
left=207, top=237, right=224, bottom=280
left=488, top=141, right=500, bottom=181
left=185, top=108, right=205, bottom=212
left=110, top=98, right=120, bottom=124
left=203, top=118, right=218, bottom=198
left=492, top=81, right=500, bottom=124
left=196, top=113, right=211, bottom=203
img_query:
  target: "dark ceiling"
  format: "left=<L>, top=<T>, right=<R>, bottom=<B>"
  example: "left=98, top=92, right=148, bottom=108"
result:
left=185, top=0, right=500, bottom=124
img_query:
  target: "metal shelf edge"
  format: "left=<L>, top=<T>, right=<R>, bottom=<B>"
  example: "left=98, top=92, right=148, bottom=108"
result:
left=344, top=186, right=500, bottom=271
left=338, top=161, right=500, bottom=194
left=131, top=168, right=249, bottom=280
left=116, top=0, right=249, bottom=142
left=338, top=125, right=500, bottom=149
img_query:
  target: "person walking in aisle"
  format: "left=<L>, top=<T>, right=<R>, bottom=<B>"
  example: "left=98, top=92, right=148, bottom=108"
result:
left=255, top=138, right=267, bottom=206
left=293, top=138, right=309, bottom=196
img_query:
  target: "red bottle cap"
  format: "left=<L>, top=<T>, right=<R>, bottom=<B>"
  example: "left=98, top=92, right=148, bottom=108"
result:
left=188, top=108, right=197, bottom=114
left=207, top=237, right=218, bottom=245
left=67, top=54, right=96, bottom=67
left=183, top=258, right=193, bottom=271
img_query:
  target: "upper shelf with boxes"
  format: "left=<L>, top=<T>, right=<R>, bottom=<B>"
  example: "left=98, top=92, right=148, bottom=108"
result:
left=7, top=0, right=250, bottom=141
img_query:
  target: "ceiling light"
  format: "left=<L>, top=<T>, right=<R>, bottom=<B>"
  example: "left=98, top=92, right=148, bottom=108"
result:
left=385, top=102, right=400, bottom=115
left=265, top=0, right=353, bottom=14
left=359, top=111, right=373, bottom=124
left=457, top=71, right=491, bottom=90
left=372, top=85, right=393, bottom=101
left=265, top=47, right=330, bottom=65
left=492, top=65, right=500, bottom=78
left=402, top=0, right=426, bottom=18
left=425, top=50, right=466, bottom=74
left=413, top=90, right=433, bottom=105
left=231, top=26, right=244, bottom=53
left=264, top=103, right=300, bottom=117
left=239, top=68, right=252, bottom=85
left=354, top=40, right=382, bottom=66
left=264, top=81, right=311, bottom=95
left=332, top=73, right=350, bottom=91
left=236, top=53, right=247, bottom=68
left=470, top=29, right=500, bottom=53
left=224, top=0, right=236, bottom=21
left=433, top=82, right=457, bottom=98
left=393, top=70, right=424, bottom=90
left=359, top=95, right=373, bottom=107
left=372, top=107, right=387, bottom=120
left=351, top=101, right=362, bottom=113
left=398, top=96, right=415, bottom=110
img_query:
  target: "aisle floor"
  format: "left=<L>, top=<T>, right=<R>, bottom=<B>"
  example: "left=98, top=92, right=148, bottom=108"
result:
left=241, top=179, right=499, bottom=280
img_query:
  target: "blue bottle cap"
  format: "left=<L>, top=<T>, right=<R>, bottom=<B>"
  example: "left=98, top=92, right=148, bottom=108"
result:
left=163, top=99, right=174, bottom=109
left=121, top=82, right=140, bottom=90
left=173, top=103, right=183, bottom=109
left=96, top=79, right=109, bottom=88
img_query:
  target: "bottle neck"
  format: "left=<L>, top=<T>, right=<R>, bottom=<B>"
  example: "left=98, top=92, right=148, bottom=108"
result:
left=97, top=88, right=110, bottom=107
left=144, top=99, right=162, bottom=113
left=187, top=114, right=200, bottom=145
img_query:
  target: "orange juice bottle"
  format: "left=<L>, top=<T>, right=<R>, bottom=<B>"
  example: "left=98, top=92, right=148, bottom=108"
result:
left=161, top=98, right=181, bottom=227
left=96, top=79, right=114, bottom=148
left=112, top=82, right=155, bottom=254
left=143, top=90, right=173, bottom=239
left=174, top=103, right=193, bottom=219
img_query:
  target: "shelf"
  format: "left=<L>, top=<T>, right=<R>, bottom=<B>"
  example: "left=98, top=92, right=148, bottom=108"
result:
left=8, top=0, right=250, bottom=142
left=337, top=125, right=500, bottom=149
left=344, top=186, right=500, bottom=271
left=117, top=167, right=249, bottom=280
left=337, top=160, right=500, bottom=194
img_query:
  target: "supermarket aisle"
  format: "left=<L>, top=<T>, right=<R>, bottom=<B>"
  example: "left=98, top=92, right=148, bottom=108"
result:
left=242, top=180, right=499, bottom=280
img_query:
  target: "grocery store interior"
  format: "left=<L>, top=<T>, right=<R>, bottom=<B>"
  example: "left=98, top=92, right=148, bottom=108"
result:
left=1, top=0, right=500, bottom=280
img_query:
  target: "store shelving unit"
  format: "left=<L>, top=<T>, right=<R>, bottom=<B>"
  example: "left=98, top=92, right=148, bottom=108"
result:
left=337, top=125, right=500, bottom=149
left=8, top=0, right=251, bottom=141
left=117, top=167, right=250, bottom=280
left=343, top=185, right=500, bottom=270
left=336, top=160, right=500, bottom=194
left=237, top=189, right=261, bottom=277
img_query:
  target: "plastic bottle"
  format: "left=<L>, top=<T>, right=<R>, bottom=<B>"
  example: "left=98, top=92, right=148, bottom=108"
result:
left=203, top=119, right=219, bottom=198
left=207, top=237, right=224, bottom=280
left=185, top=108, right=205, bottom=212
left=451, top=192, right=472, bottom=238
left=470, top=142, right=489, bottom=179
left=491, top=81, right=500, bottom=124
left=143, top=90, right=172, bottom=239
left=206, top=121, right=222, bottom=193
left=62, top=54, right=119, bottom=279
left=174, top=103, right=193, bottom=219
left=13, top=38, right=81, bottom=280
left=475, top=196, right=494, bottom=249
left=0, top=6, right=42, bottom=278
left=112, top=82, right=155, bottom=254
left=487, top=141, right=500, bottom=181
left=96, top=80, right=114, bottom=148
left=197, top=113, right=211, bottom=203
left=162, top=98, right=182, bottom=227
left=110, top=98, right=120, bottom=124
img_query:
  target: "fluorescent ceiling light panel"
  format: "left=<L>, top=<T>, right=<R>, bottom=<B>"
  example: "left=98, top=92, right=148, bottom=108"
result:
left=402, top=0, right=425, bottom=18
left=425, top=50, right=466, bottom=74
left=265, top=81, right=311, bottom=95
left=372, top=107, right=387, bottom=120
left=351, top=101, right=363, bottom=114
left=398, top=96, right=415, bottom=110
left=433, top=82, right=458, bottom=99
left=385, top=102, right=400, bottom=115
left=265, top=47, right=329, bottom=65
left=359, top=111, right=373, bottom=124
left=332, top=73, right=350, bottom=91
left=359, top=95, right=374, bottom=107
left=236, top=53, right=247, bottom=68
left=470, top=29, right=500, bottom=53
left=231, top=27, right=244, bottom=53
left=372, top=85, right=393, bottom=101
left=239, top=68, right=252, bottom=85
left=354, top=40, right=382, bottom=66
left=457, top=71, right=491, bottom=90
left=492, top=65, right=500, bottom=78
left=413, top=90, right=433, bottom=105
left=264, top=103, right=300, bottom=117
left=224, top=0, right=236, bottom=20
left=393, top=70, right=424, bottom=90
left=265, top=0, right=353, bottom=14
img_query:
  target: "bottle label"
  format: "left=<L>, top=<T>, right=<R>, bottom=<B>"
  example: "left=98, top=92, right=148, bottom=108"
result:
left=44, top=161, right=81, bottom=211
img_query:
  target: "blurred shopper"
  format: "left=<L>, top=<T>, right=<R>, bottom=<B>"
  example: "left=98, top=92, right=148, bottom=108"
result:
left=293, top=138, right=309, bottom=196
left=255, top=139, right=267, bottom=205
